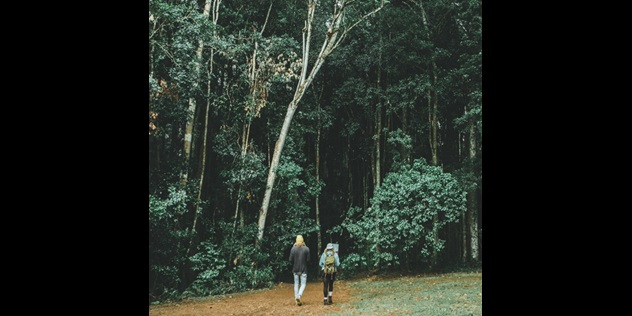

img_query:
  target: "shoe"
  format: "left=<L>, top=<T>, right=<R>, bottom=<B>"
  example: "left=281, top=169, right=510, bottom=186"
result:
left=328, top=296, right=332, bottom=304
left=324, top=299, right=329, bottom=305
left=296, top=297, right=302, bottom=306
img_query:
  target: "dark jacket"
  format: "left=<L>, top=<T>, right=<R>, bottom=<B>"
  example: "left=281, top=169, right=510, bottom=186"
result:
left=289, top=245, right=310, bottom=274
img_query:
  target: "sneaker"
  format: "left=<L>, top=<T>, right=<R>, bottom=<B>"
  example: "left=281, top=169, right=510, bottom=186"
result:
left=324, top=299, right=328, bottom=305
left=328, top=296, right=332, bottom=304
left=296, top=297, right=302, bottom=306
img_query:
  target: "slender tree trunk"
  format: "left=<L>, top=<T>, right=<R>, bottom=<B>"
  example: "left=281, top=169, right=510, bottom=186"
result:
left=461, top=209, right=468, bottom=262
left=347, top=135, right=353, bottom=209
left=185, top=0, right=219, bottom=258
left=467, top=119, right=479, bottom=262
left=233, top=101, right=252, bottom=234
left=375, top=30, right=382, bottom=189
left=415, top=0, right=441, bottom=269
left=315, top=125, right=322, bottom=254
left=375, top=106, right=381, bottom=188
left=374, top=41, right=384, bottom=272
left=149, top=14, right=156, bottom=79
left=430, top=61, right=439, bottom=166
left=457, top=130, right=466, bottom=262
left=402, top=106, right=410, bottom=164
left=315, top=83, right=324, bottom=254
left=232, top=0, right=273, bottom=238
left=181, top=0, right=213, bottom=187
left=256, top=0, right=386, bottom=244
left=363, top=173, right=368, bottom=211
left=233, top=186, right=242, bottom=233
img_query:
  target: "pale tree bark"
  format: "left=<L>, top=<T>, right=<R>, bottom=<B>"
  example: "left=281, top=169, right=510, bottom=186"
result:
left=186, top=0, right=222, bottom=258
left=149, top=13, right=157, bottom=79
left=402, top=105, right=410, bottom=164
left=315, top=122, right=322, bottom=254
left=256, top=0, right=388, bottom=245
left=315, top=85, right=324, bottom=255
left=233, top=1, right=273, bottom=235
left=373, top=28, right=385, bottom=271
left=375, top=104, right=382, bottom=188
left=374, top=31, right=383, bottom=189
left=467, top=118, right=479, bottom=262
left=462, top=210, right=468, bottom=262
left=181, top=0, right=214, bottom=187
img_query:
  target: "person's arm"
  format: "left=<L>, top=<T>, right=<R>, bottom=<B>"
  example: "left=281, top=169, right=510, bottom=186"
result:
left=289, top=247, right=294, bottom=263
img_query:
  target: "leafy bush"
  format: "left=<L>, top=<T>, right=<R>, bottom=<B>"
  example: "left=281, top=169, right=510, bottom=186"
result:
left=149, top=185, right=193, bottom=302
left=340, top=158, right=466, bottom=272
left=183, top=241, right=226, bottom=297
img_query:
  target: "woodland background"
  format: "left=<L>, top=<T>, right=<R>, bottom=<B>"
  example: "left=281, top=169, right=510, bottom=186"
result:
left=149, top=0, right=481, bottom=304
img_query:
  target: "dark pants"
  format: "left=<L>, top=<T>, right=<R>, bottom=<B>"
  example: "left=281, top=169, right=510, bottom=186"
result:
left=323, top=272, right=336, bottom=297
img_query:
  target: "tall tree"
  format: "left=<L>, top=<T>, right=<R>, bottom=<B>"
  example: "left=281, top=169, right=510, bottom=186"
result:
left=407, top=0, right=442, bottom=268
left=187, top=0, right=223, bottom=258
left=181, top=0, right=213, bottom=187
left=256, top=0, right=388, bottom=244
left=451, top=0, right=482, bottom=264
left=315, top=85, right=325, bottom=254
left=467, top=113, right=479, bottom=261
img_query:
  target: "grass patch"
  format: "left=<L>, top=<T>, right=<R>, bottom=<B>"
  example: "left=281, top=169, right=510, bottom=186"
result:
left=326, top=271, right=482, bottom=316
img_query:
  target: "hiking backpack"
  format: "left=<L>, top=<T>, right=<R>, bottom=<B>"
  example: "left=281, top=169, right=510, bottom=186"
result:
left=324, top=250, right=335, bottom=274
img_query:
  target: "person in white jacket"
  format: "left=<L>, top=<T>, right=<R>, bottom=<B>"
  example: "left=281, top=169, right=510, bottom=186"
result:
left=319, top=243, right=341, bottom=305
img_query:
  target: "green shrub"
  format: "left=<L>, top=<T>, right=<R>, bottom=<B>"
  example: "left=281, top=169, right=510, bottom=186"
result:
left=340, top=158, right=466, bottom=272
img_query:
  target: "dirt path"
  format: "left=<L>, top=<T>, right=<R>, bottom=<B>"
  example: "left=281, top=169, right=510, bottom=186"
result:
left=149, top=280, right=352, bottom=316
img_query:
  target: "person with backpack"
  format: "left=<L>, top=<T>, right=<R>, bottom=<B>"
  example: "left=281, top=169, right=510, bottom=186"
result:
left=319, top=243, right=341, bottom=305
left=289, top=235, right=310, bottom=306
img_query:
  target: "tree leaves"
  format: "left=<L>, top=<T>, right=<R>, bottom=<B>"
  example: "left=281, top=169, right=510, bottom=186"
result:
left=341, top=158, right=466, bottom=269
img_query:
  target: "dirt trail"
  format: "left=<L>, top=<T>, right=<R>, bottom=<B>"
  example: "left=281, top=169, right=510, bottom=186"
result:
left=149, top=279, right=352, bottom=315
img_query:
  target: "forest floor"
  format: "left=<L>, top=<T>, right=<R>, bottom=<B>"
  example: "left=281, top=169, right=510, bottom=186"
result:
left=149, top=271, right=482, bottom=315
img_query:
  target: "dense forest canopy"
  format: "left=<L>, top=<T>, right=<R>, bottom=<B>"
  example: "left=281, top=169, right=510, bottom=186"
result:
left=149, top=0, right=481, bottom=303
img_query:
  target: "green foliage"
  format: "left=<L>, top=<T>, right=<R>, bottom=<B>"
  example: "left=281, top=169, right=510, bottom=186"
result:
left=184, top=241, right=226, bottom=297
left=340, top=159, right=466, bottom=272
left=149, top=184, right=194, bottom=302
left=386, top=128, right=413, bottom=167
left=214, top=222, right=276, bottom=294
left=149, top=0, right=482, bottom=303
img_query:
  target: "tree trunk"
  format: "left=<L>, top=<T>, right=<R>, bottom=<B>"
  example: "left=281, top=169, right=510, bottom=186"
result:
left=462, top=202, right=468, bottom=263
left=180, top=0, right=213, bottom=187
left=186, top=0, right=220, bottom=258
left=402, top=105, right=410, bottom=164
left=315, top=125, right=322, bottom=254
left=233, top=0, right=272, bottom=236
left=256, top=0, right=386, bottom=245
left=416, top=0, right=441, bottom=269
left=375, top=30, right=382, bottom=189
left=346, top=135, right=353, bottom=209
left=467, top=119, right=480, bottom=262
left=375, top=105, right=381, bottom=188
left=315, top=82, right=324, bottom=254
left=363, top=173, right=368, bottom=211
left=375, top=37, right=384, bottom=272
